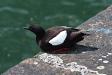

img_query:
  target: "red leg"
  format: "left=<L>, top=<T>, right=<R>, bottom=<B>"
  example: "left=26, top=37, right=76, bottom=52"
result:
left=52, top=48, right=70, bottom=54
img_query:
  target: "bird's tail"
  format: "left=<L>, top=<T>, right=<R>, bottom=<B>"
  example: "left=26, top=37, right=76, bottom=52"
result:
left=80, top=32, right=90, bottom=36
left=77, top=29, right=90, bottom=36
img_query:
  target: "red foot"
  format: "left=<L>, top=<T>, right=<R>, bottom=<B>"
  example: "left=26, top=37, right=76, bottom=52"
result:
left=52, top=48, right=70, bottom=54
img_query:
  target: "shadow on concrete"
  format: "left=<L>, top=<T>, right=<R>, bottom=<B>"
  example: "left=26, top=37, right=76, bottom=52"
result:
left=46, top=44, right=98, bottom=54
left=70, top=44, right=98, bottom=54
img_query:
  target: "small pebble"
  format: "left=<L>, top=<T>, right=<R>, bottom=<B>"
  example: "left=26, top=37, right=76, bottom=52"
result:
left=102, top=56, right=107, bottom=58
left=108, top=52, right=112, bottom=55
left=103, top=60, right=109, bottom=63
left=33, top=62, right=38, bottom=65
left=99, top=74, right=107, bottom=75
left=99, top=37, right=102, bottom=38
left=98, top=59, right=103, bottom=61
left=82, top=52, right=86, bottom=53
left=106, top=55, right=109, bottom=57
left=97, top=66, right=105, bottom=70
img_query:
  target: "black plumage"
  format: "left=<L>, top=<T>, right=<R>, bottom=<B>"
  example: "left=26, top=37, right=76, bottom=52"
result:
left=24, top=24, right=88, bottom=53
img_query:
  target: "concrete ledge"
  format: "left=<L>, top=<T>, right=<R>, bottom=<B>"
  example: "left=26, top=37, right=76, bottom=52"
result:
left=2, top=5, right=112, bottom=75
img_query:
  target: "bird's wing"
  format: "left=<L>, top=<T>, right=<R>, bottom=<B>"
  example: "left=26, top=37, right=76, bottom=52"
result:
left=45, top=27, right=67, bottom=45
left=48, top=30, right=67, bottom=46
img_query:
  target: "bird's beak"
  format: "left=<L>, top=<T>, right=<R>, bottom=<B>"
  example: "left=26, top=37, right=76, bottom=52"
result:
left=23, top=27, right=29, bottom=30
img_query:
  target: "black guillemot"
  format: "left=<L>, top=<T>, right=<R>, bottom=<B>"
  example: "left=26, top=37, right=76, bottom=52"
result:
left=24, top=24, right=88, bottom=53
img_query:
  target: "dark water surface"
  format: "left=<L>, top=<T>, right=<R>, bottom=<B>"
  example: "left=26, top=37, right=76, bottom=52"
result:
left=0, top=0, right=111, bottom=74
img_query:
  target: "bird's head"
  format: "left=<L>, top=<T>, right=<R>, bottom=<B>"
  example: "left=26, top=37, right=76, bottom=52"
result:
left=24, top=24, right=45, bottom=40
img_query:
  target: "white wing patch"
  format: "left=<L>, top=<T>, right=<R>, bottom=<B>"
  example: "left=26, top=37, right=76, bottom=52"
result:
left=49, top=30, right=67, bottom=46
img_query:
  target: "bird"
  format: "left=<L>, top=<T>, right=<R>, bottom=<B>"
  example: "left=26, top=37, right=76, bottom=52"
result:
left=24, top=24, right=89, bottom=54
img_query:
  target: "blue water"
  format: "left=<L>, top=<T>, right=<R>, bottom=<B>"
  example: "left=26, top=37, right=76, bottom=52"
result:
left=0, top=0, right=111, bottom=74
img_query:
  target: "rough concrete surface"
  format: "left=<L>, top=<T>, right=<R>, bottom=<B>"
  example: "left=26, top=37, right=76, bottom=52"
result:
left=2, top=5, right=112, bottom=75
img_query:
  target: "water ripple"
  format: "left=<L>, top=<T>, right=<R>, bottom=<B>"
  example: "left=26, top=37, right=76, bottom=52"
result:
left=61, top=1, right=76, bottom=6
left=0, top=6, right=29, bottom=14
